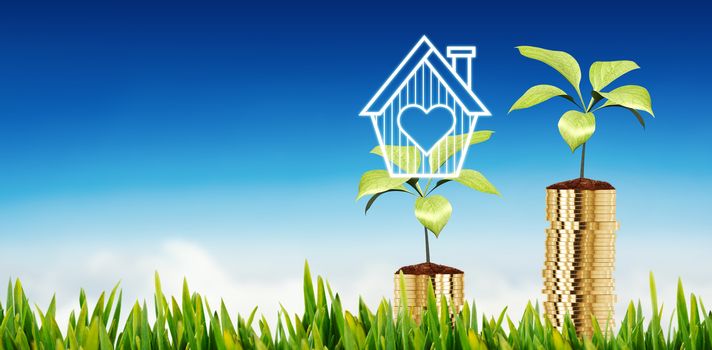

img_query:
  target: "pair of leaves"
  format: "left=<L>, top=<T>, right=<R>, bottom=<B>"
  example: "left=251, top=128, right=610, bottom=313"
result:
left=370, top=130, right=493, bottom=174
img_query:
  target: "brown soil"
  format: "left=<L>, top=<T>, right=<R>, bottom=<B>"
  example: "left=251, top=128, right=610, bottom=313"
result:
left=396, top=262, right=463, bottom=275
left=547, top=178, right=615, bottom=190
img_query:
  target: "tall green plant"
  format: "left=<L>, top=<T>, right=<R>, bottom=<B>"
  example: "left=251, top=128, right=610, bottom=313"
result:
left=509, top=46, right=654, bottom=178
left=356, top=131, right=499, bottom=263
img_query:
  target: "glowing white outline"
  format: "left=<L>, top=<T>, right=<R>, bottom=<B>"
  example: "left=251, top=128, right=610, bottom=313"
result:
left=397, top=104, right=455, bottom=156
left=360, top=35, right=491, bottom=179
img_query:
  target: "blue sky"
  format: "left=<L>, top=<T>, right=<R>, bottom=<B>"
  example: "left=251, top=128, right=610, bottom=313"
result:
left=1, top=0, right=711, bottom=324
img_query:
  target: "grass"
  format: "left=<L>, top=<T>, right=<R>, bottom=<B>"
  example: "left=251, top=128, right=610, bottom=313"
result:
left=1, top=263, right=710, bottom=350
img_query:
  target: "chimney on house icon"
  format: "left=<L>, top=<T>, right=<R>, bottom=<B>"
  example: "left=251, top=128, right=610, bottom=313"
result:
left=446, top=46, right=477, bottom=89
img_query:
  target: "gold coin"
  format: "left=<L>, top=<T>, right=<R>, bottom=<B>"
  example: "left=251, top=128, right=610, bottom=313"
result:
left=542, top=280, right=615, bottom=288
left=546, top=215, right=617, bottom=220
left=546, top=202, right=617, bottom=208
left=543, top=269, right=615, bottom=273
left=545, top=237, right=616, bottom=242
left=544, top=266, right=613, bottom=271
left=545, top=194, right=617, bottom=200
left=546, top=296, right=617, bottom=303
left=395, top=290, right=465, bottom=296
left=544, top=246, right=615, bottom=251
left=544, top=244, right=615, bottom=250
left=546, top=228, right=617, bottom=234
left=393, top=300, right=465, bottom=307
left=545, top=309, right=616, bottom=316
left=543, top=279, right=615, bottom=285
left=394, top=298, right=466, bottom=304
left=394, top=279, right=465, bottom=284
left=544, top=310, right=615, bottom=317
left=543, top=265, right=615, bottom=270
left=546, top=205, right=617, bottom=210
left=544, top=251, right=616, bottom=256
left=545, top=200, right=617, bottom=206
left=545, top=228, right=617, bottom=234
left=544, top=290, right=615, bottom=296
left=545, top=309, right=615, bottom=316
left=394, top=295, right=466, bottom=301
left=549, top=222, right=619, bottom=230
left=543, top=257, right=616, bottom=263
left=543, top=284, right=616, bottom=290
left=544, top=247, right=616, bottom=252
left=545, top=197, right=617, bottom=203
left=543, top=272, right=613, bottom=279
left=547, top=207, right=617, bottom=214
left=543, top=268, right=613, bottom=274
left=544, top=239, right=616, bottom=245
left=395, top=290, right=465, bottom=295
left=543, top=301, right=616, bottom=308
left=394, top=286, right=465, bottom=292
left=544, top=256, right=616, bottom=260
left=544, top=260, right=616, bottom=266
left=547, top=316, right=614, bottom=322
left=542, top=276, right=616, bottom=281
left=395, top=274, right=464, bottom=280
left=546, top=212, right=616, bottom=216
left=545, top=235, right=615, bottom=240
left=542, top=281, right=616, bottom=287
left=543, top=275, right=615, bottom=280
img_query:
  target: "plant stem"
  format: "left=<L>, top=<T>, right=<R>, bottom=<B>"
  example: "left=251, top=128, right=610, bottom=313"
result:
left=424, top=226, right=431, bottom=263
left=423, top=178, right=433, bottom=194
left=579, top=142, right=586, bottom=179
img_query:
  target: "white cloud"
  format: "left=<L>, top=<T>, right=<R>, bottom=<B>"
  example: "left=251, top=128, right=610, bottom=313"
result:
left=1, top=236, right=710, bottom=334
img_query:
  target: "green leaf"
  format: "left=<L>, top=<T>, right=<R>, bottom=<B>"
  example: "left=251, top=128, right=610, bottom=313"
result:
left=414, top=195, right=452, bottom=237
left=599, top=85, right=654, bottom=116
left=428, top=131, right=493, bottom=172
left=364, top=189, right=409, bottom=215
left=453, top=170, right=499, bottom=195
left=589, top=60, right=640, bottom=91
left=370, top=146, right=421, bottom=174
left=557, top=110, right=596, bottom=152
left=429, top=169, right=499, bottom=195
left=516, top=46, right=582, bottom=101
left=509, top=84, right=573, bottom=113
left=595, top=103, right=647, bottom=129
left=356, top=170, right=408, bottom=200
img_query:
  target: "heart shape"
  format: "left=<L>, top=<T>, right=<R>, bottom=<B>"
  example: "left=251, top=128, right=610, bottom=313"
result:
left=397, top=105, right=456, bottom=155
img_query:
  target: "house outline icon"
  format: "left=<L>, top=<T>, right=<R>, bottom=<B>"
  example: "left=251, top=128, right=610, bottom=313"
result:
left=360, top=35, right=491, bottom=178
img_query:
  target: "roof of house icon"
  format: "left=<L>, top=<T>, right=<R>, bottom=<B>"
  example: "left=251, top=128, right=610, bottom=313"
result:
left=359, top=36, right=491, bottom=118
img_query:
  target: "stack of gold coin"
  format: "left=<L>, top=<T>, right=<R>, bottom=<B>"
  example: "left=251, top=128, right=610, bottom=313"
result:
left=543, top=188, right=618, bottom=336
left=393, top=273, right=464, bottom=323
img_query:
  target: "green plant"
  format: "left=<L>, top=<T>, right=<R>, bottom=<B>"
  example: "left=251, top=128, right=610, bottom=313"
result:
left=1, top=265, right=710, bottom=350
left=509, top=46, right=654, bottom=178
left=356, top=132, right=499, bottom=263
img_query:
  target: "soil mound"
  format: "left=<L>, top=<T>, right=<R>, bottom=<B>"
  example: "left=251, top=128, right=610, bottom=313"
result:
left=396, top=262, right=463, bottom=275
left=547, top=178, right=615, bottom=190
